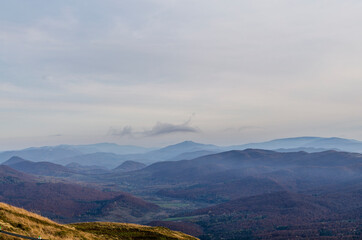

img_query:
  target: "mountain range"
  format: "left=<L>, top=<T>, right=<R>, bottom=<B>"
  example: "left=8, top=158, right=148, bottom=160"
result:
left=1, top=136, right=362, bottom=239
left=85, top=149, right=361, bottom=239
left=231, top=136, right=362, bottom=152
left=2, top=137, right=362, bottom=168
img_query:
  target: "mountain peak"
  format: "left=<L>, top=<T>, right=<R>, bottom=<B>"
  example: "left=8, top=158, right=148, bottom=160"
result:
left=168, top=140, right=217, bottom=148
left=177, top=140, right=201, bottom=146
left=2, top=156, right=30, bottom=165
left=157, top=141, right=219, bottom=153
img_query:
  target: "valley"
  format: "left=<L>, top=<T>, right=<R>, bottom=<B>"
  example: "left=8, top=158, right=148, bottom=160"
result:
left=0, top=138, right=361, bottom=239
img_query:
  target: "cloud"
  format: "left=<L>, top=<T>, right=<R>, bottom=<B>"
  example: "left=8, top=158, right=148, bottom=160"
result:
left=109, top=119, right=199, bottom=138
left=2, top=1, right=362, bottom=147
left=144, top=121, right=199, bottom=137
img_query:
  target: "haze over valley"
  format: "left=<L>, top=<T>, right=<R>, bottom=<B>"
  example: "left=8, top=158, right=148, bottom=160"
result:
left=1, top=137, right=361, bottom=239
left=1, top=1, right=362, bottom=239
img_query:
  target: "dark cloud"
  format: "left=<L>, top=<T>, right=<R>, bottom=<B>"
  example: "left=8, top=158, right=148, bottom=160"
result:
left=144, top=121, right=199, bottom=137
left=109, top=120, right=199, bottom=138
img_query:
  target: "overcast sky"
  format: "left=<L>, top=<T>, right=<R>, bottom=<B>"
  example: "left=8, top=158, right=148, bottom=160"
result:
left=1, top=0, right=362, bottom=150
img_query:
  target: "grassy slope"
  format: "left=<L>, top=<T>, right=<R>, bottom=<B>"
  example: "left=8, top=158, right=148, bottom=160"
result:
left=0, top=202, right=198, bottom=240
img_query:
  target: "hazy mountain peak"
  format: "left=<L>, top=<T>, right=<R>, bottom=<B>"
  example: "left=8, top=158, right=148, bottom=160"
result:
left=171, top=140, right=203, bottom=147
left=2, top=156, right=30, bottom=165
left=161, top=140, right=218, bottom=151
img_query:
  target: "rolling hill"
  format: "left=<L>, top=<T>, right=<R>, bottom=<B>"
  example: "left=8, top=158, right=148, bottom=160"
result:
left=127, top=149, right=361, bottom=239
left=2, top=156, right=75, bottom=177
left=0, top=165, right=160, bottom=223
left=0, top=202, right=197, bottom=240
left=110, top=149, right=362, bottom=188
left=65, top=162, right=110, bottom=174
left=1, top=142, right=362, bottom=239
left=160, top=187, right=362, bottom=239
left=54, top=152, right=129, bottom=169
left=158, top=176, right=285, bottom=203
left=113, top=161, right=146, bottom=172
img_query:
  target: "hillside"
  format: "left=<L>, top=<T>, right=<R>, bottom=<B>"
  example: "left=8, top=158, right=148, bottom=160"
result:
left=167, top=150, right=217, bottom=161
left=163, top=190, right=362, bottom=239
left=1, top=148, right=361, bottom=239
left=2, top=156, right=75, bottom=177
left=65, top=162, right=110, bottom=174
left=0, top=165, right=36, bottom=183
left=0, top=202, right=198, bottom=240
left=158, top=176, right=285, bottom=203
left=109, top=149, right=362, bottom=189
left=0, top=166, right=160, bottom=223
left=93, top=149, right=362, bottom=239
left=113, top=161, right=146, bottom=172
left=55, top=152, right=130, bottom=168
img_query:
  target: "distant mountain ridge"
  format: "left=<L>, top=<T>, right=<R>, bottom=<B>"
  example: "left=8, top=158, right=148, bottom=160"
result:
left=138, top=141, right=223, bottom=164
left=116, top=149, right=362, bottom=187
left=55, top=152, right=131, bottom=168
left=1, top=142, right=361, bottom=239
left=2, top=156, right=75, bottom=177
left=67, top=142, right=151, bottom=154
left=2, top=137, right=362, bottom=166
left=0, top=141, right=223, bottom=166
left=230, top=136, right=362, bottom=152
left=0, top=143, right=151, bottom=163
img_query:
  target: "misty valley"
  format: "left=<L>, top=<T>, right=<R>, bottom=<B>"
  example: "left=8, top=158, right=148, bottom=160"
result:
left=0, top=137, right=361, bottom=239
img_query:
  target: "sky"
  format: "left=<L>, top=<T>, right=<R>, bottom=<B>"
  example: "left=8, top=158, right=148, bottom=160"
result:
left=1, top=0, right=362, bottom=150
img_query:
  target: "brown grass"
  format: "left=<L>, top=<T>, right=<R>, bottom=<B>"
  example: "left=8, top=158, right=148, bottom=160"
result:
left=0, top=202, right=198, bottom=240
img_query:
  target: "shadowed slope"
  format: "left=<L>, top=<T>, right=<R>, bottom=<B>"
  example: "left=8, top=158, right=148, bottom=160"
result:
left=113, top=161, right=146, bottom=172
left=2, top=156, right=74, bottom=177
left=0, top=166, right=159, bottom=223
